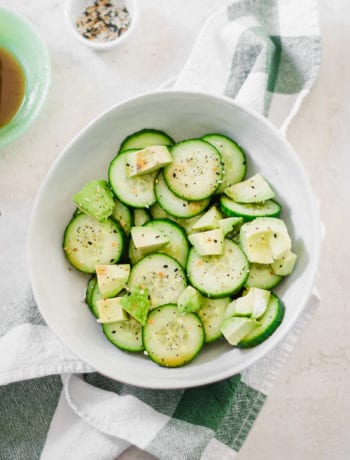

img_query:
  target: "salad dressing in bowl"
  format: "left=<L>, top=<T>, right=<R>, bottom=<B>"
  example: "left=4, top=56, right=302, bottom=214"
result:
left=0, top=47, right=26, bottom=128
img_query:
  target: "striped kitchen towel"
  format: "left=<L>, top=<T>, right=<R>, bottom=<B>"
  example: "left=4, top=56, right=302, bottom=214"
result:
left=0, top=1, right=321, bottom=459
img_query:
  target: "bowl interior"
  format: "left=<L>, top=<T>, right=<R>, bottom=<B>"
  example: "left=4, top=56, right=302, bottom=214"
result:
left=29, top=91, right=320, bottom=389
left=0, top=7, right=50, bottom=148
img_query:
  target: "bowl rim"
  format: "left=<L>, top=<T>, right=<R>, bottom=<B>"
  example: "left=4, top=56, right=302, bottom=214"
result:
left=0, top=6, right=51, bottom=149
left=64, top=0, right=139, bottom=50
left=29, top=90, right=322, bottom=389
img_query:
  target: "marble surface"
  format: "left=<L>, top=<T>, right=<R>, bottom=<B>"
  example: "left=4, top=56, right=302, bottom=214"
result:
left=1, top=0, right=350, bottom=459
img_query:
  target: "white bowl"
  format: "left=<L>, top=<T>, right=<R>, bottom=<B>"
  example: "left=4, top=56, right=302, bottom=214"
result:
left=29, top=91, right=321, bottom=389
left=64, top=0, right=138, bottom=51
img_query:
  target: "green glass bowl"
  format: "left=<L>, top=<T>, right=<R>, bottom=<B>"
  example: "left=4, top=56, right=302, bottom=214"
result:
left=0, top=7, right=51, bottom=148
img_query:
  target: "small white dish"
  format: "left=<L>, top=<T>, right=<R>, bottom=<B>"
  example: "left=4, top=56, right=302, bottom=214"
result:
left=64, top=0, right=138, bottom=51
left=29, top=91, right=321, bottom=389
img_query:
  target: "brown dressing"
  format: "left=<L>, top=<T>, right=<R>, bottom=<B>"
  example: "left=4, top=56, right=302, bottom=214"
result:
left=0, top=48, right=26, bottom=128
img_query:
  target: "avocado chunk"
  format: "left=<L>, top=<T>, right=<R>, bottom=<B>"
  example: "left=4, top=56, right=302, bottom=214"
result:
left=271, top=250, right=297, bottom=276
left=126, top=146, right=172, bottom=177
left=189, top=228, right=224, bottom=256
left=73, top=180, right=115, bottom=222
left=224, top=173, right=275, bottom=203
left=95, top=264, right=130, bottom=298
left=218, top=217, right=243, bottom=237
left=240, top=217, right=292, bottom=263
left=131, top=226, right=169, bottom=253
left=225, top=287, right=271, bottom=319
left=120, top=286, right=151, bottom=325
left=191, top=206, right=223, bottom=231
left=220, top=316, right=260, bottom=346
left=177, top=286, right=203, bottom=313
left=97, top=297, right=128, bottom=323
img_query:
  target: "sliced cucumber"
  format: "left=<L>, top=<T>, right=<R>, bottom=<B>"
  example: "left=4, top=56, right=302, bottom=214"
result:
left=164, top=139, right=223, bottom=201
left=238, top=293, right=285, bottom=348
left=198, top=297, right=230, bottom=343
left=219, top=195, right=281, bottom=221
left=155, top=172, right=210, bottom=219
left=103, top=318, right=144, bottom=352
left=245, top=263, right=282, bottom=289
left=128, top=253, right=187, bottom=308
left=187, top=239, right=249, bottom=298
left=86, top=276, right=96, bottom=307
left=63, top=214, right=124, bottom=273
left=150, top=203, right=205, bottom=235
left=108, top=150, right=157, bottom=208
left=89, top=281, right=103, bottom=318
left=143, top=304, right=204, bottom=367
left=129, top=219, right=189, bottom=267
left=202, top=133, right=246, bottom=192
left=112, top=199, right=133, bottom=236
left=119, top=128, right=175, bottom=152
left=133, top=208, right=151, bottom=226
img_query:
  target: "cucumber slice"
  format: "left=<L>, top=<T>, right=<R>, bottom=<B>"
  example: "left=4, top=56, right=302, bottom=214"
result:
left=63, top=214, right=124, bottom=273
left=198, top=297, right=230, bottom=343
left=245, top=263, right=282, bottom=289
left=103, top=318, right=144, bottom=352
left=150, top=203, right=205, bottom=235
left=224, top=173, right=275, bottom=203
left=108, top=150, right=157, bottom=208
left=128, top=253, right=187, bottom=308
left=164, top=139, right=223, bottom=201
left=89, top=281, right=103, bottom=318
left=186, top=239, right=249, bottom=298
left=112, top=199, right=133, bottom=236
left=143, top=304, right=204, bottom=367
left=238, top=293, right=285, bottom=348
left=73, top=180, right=114, bottom=222
left=202, top=133, right=246, bottom=192
left=155, top=172, right=210, bottom=218
left=85, top=276, right=96, bottom=307
left=219, top=195, right=281, bottom=221
left=133, top=208, right=151, bottom=227
left=129, top=219, right=189, bottom=267
left=119, top=128, right=175, bottom=152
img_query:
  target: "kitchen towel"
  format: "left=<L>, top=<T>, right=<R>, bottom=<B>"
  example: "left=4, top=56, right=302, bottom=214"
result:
left=0, top=0, right=321, bottom=459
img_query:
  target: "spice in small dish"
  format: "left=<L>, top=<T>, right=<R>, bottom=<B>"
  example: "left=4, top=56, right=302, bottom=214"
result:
left=76, top=0, right=131, bottom=43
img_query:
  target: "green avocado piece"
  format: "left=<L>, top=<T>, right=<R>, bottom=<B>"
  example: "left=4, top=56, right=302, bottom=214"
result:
left=73, top=180, right=115, bottom=222
left=120, top=286, right=151, bottom=326
left=177, top=286, right=203, bottom=313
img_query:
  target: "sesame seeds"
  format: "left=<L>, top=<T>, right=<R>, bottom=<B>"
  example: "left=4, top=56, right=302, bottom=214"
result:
left=76, top=0, right=131, bottom=43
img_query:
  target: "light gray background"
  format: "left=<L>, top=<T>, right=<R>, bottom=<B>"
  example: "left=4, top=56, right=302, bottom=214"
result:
left=0, top=0, right=349, bottom=458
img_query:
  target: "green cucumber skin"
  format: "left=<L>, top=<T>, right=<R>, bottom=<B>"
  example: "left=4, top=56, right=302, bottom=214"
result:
left=85, top=276, right=96, bottom=306
left=245, top=263, right=283, bottom=290
left=238, top=294, right=285, bottom=348
left=219, top=197, right=281, bottom=221
left=119, top=129, right=175, bottom=152
left=88, top=281, right=103, bottom=318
